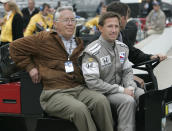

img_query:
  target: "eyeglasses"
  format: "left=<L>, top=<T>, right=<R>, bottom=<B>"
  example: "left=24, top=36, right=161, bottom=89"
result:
left=56, top=18, right=76, bottom=24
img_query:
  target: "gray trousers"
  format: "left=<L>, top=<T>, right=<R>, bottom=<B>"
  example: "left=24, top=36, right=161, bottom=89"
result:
left=107, top=87, right=144, bottom=131
left=40, top=85, right=114, bottom=131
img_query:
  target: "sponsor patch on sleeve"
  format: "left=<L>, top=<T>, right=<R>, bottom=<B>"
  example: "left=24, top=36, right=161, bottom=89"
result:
left=82, top=60, right=99, bottom=75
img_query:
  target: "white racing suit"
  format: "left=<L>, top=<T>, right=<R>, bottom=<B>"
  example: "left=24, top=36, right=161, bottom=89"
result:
left=80, top=36, right=144, bottom=131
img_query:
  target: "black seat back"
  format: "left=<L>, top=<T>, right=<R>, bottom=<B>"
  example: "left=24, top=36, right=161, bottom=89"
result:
left=0, top=43, right=20, bottom=79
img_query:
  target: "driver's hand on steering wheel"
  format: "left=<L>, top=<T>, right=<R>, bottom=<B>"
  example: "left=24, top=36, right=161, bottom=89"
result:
left=150, top=54, right=167, bottom=62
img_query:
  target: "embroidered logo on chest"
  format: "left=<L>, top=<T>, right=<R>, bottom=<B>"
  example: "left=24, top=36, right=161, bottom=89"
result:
left=119, top=52, right=125, bottom=63
left=100, top=55, right=111, bottom=66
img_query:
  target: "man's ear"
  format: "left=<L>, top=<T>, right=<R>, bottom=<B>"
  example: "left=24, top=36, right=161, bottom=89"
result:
left=53, top=21, right=57, bottom=29
left=53, top=21, right=56, bottom=26
left=98, top=25, right=103, bottom=33
left=121, top=16, right=125, bottom=21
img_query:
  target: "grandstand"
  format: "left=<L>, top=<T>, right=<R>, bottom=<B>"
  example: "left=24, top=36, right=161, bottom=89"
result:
left=0, top=0, right=72, bottom=17
left=0, top=0, right=101, bottom=19
left=0, top=0, right=72, bottom=9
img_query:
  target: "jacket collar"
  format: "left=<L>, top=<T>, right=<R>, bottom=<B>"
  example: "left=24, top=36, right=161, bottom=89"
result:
left=50, top=30, right=74, bottom=40
left=50, top=31, right=84, bottom=58
left=99, top=35, right=115, bottom=50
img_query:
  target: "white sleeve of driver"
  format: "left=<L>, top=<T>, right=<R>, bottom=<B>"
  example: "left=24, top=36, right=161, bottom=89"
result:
left=118, top=86, right=124, bottom=93
left=123, top=58, right=132, bottom=70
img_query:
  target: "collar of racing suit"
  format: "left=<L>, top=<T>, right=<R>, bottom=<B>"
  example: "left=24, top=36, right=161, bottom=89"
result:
left=99, top=35, right=116, bottom=51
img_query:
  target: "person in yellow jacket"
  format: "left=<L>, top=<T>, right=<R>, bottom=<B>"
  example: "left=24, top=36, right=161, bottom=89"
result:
left=24, top=3, right=53, bottom=37
left=0, top=0, right=23, bottom=46
left=85, top=4, right=106, bottom=29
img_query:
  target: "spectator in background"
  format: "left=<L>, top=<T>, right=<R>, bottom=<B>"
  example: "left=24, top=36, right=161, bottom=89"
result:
left=85, top=4, right=106, bottom=29
left=96, top=1, right=104, bottom=15
left=22, top=0, right=39, bottom=30
left=145, top=0, right=166, bottom=36
left=54, top=1, right=61, bottom=10
left=24, top=3, right=53, bottom=37
left=142, top=0, right=153, bottom=17
left=0, top=0, right=23, bottom=46
left=72, top=3, right=77, bottom=13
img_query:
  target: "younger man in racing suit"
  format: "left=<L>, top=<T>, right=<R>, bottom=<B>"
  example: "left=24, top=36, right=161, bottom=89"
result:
left=80, top=12, right=144, bottom=131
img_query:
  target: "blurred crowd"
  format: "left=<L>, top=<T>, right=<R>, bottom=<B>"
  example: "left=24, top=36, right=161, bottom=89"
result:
left=0, top=0, right=167, bottom=46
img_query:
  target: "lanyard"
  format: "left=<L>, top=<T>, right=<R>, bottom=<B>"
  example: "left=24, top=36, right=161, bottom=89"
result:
left=67, top=40, right=73, bottom=61
left=68, top=40, right=73, bottom=56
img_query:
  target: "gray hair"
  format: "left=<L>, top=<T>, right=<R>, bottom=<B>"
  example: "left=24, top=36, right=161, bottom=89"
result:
left=53, top=6, right=75, bottom=21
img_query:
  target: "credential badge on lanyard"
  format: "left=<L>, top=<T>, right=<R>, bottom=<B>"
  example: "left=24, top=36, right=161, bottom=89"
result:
left=65, top=60, right=74, bottom=73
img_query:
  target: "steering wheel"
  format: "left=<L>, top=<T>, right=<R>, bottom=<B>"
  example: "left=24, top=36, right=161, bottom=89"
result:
left=132, top=58, right=160, bottom=70
left=132, top=58, right=160, bottom=91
